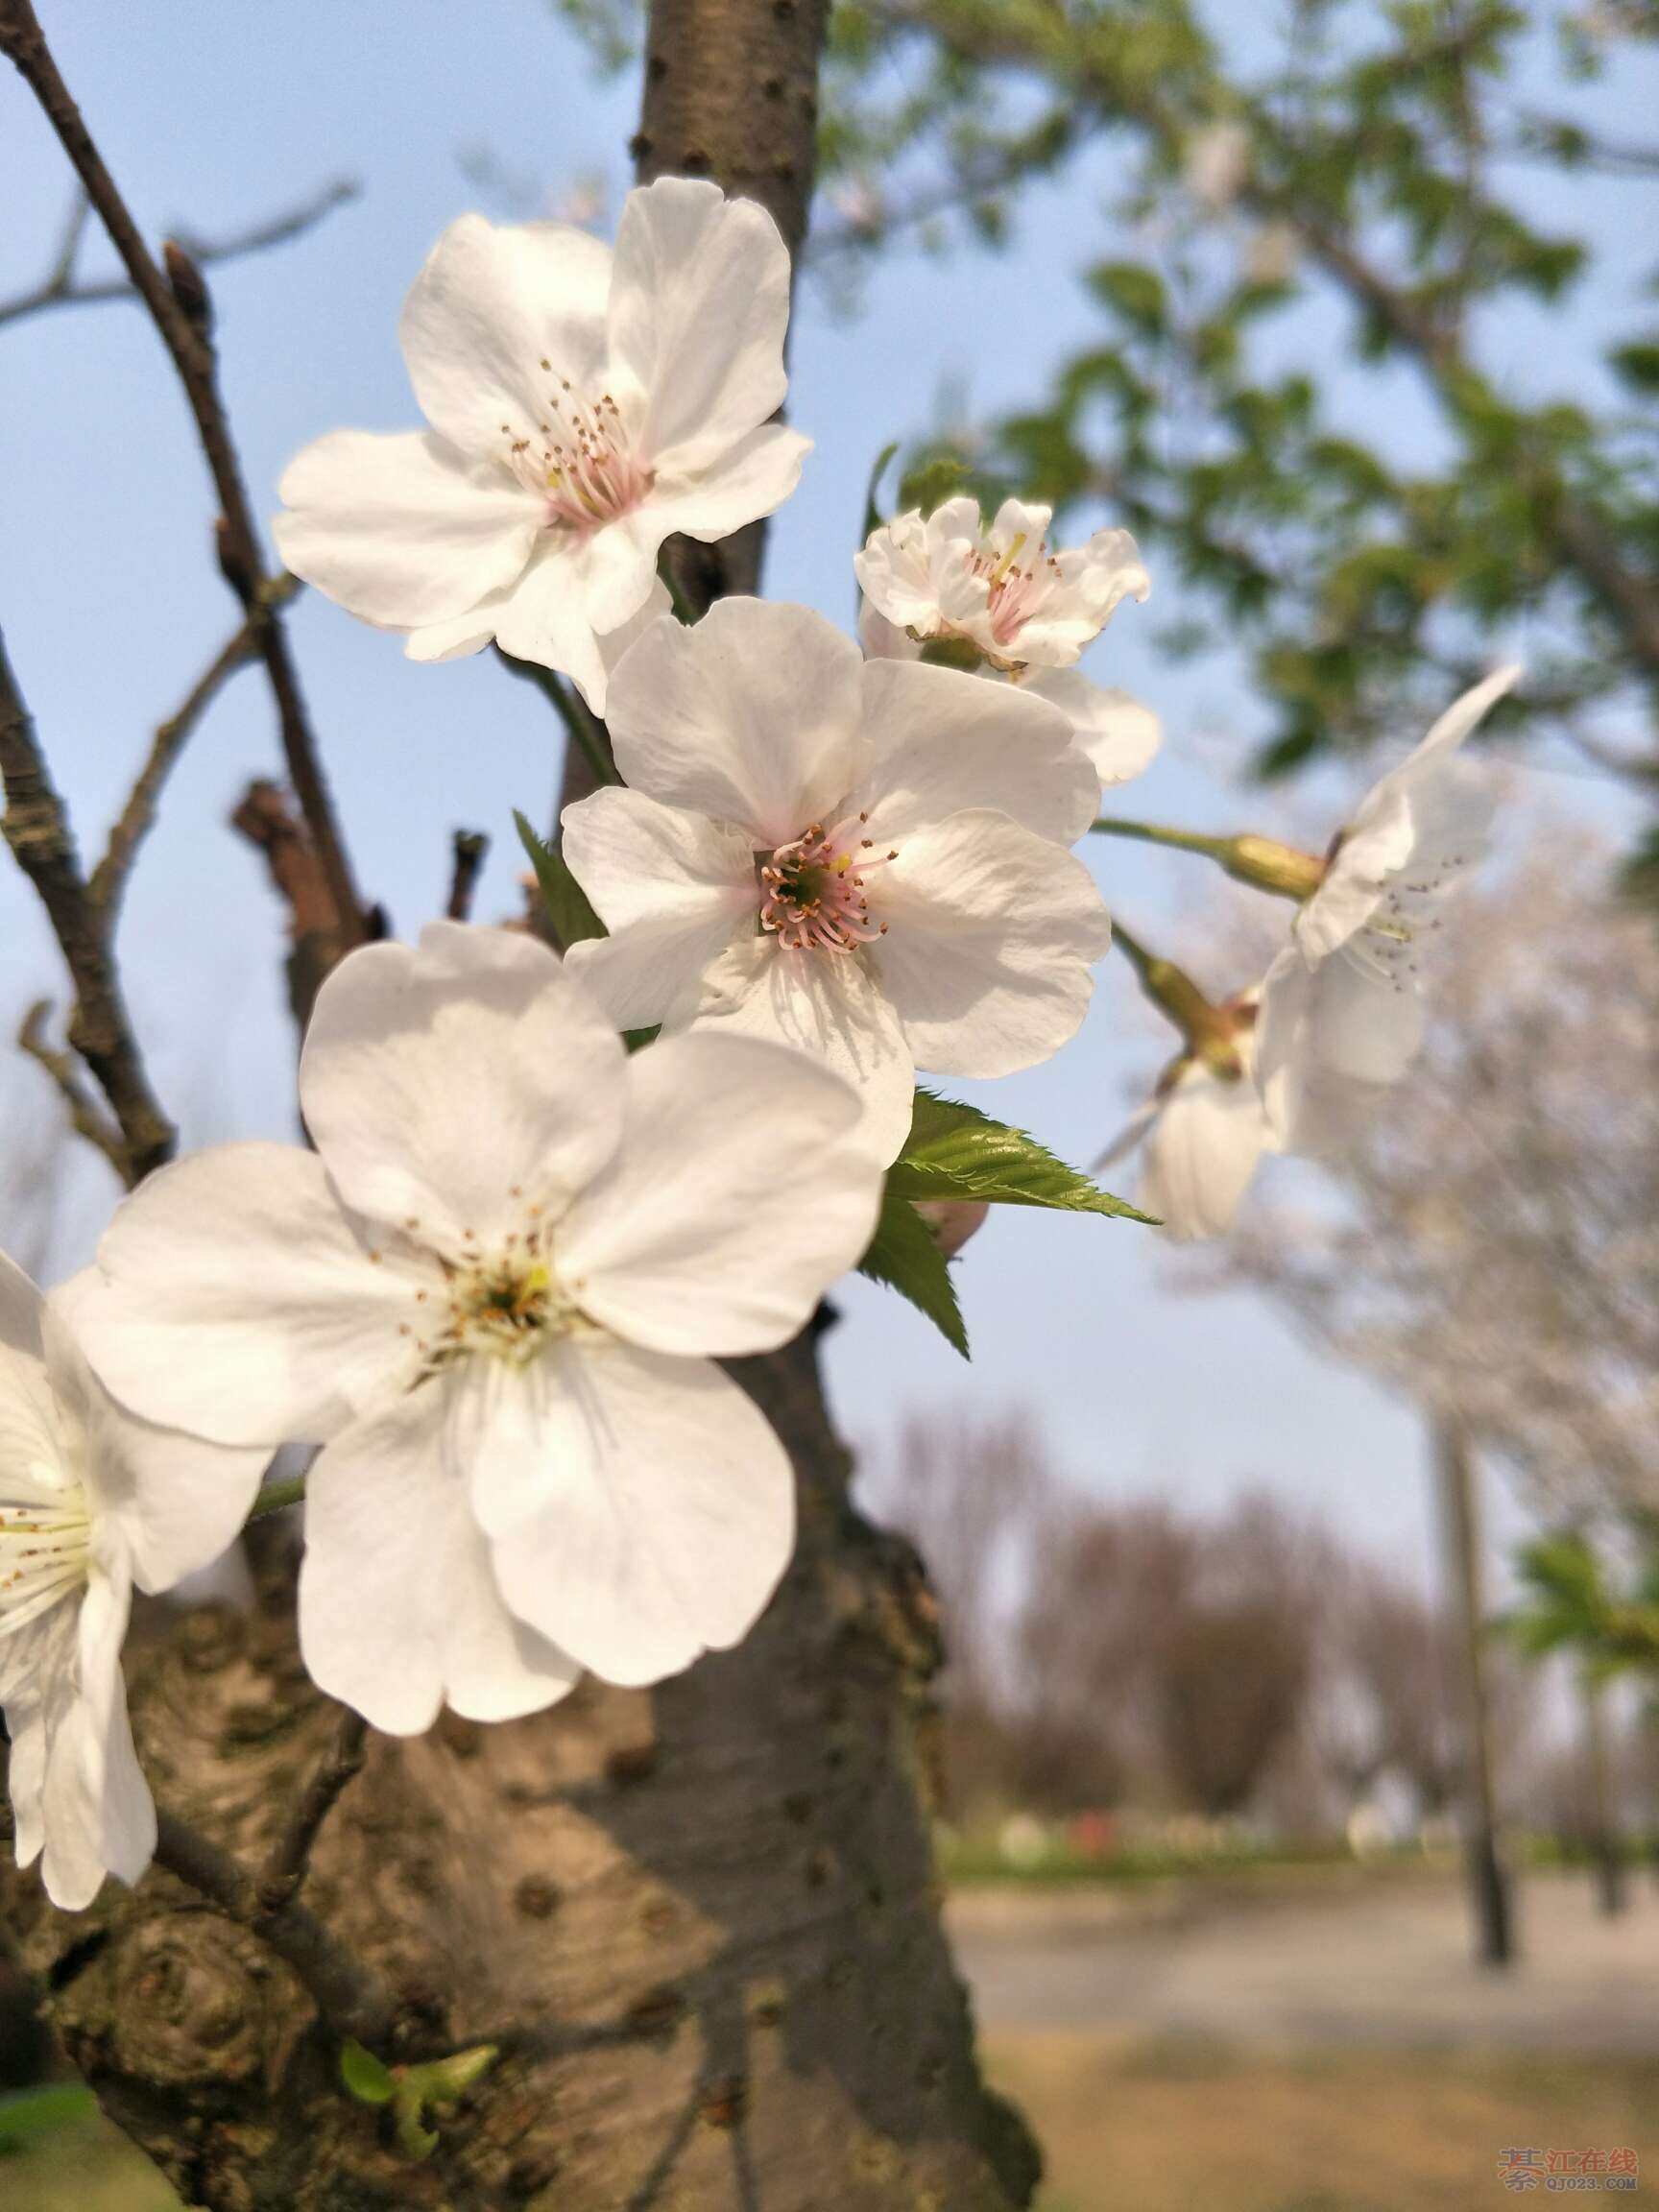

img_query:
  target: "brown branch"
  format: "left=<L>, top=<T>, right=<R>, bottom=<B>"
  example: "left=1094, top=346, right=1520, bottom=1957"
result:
left=153, top=1808, right=394, bottom=2051
left=0, top=176, right=357, bottom=331
left=0, top=623, right=174, bottom=1184
left=445, top=829, right=489, bottom=922
left=230, top=779, right=358, bottom=1031
left=90, top=574, right=302, bottom=920
left=254, top=1706, right=368, bottom=1917
left=0, top=0, right=368, bottom=950
left=17, top=999, right=127, bottom=1174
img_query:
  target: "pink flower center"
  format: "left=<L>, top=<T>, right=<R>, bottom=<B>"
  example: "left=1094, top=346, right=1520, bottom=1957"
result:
left=758, top=816, right=899, bottom=955
left=498, top=372, right=654, bottom=535
left=968, top=532, right=1065, bottom=651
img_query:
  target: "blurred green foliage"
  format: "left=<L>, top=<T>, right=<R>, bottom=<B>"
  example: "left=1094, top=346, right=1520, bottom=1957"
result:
left=555, top=0, right=1659, bottom=833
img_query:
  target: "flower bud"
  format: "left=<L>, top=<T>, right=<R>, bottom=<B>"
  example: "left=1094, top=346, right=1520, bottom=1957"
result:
left=1217, top=834, right=1327, bottom=902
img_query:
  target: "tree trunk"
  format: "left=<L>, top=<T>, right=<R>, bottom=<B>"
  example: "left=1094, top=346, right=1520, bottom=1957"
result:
left=0, top=6, right=1042, bottom=2204
left=2, top=1331, right=1037, bottom=2209
left=1432, top=1416, right=1514, bottom=1968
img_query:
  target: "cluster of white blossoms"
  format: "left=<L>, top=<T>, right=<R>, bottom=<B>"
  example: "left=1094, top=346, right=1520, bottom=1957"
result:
left=0, top=173, right=1510, bottom=1909
left=855, top=495, right=1162, bottom=791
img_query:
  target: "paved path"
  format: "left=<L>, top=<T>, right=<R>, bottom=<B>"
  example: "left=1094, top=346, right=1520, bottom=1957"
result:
left=948, top=1868, right=1659, bottom=2053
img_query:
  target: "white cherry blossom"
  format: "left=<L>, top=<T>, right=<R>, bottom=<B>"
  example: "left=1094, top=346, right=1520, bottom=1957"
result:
left=1255, top=664, right=1521, bottom=1152
left=273, top=180, right=809, bottom=711
left=70, top=926, right=884, bottom=1738
left=0, top=1258, right=264, bottom=1910
left=561, top=598, right=1114, bottom=1162
left=854, top=497, right=1159, bottom=787
left=1097, top=996, right=1277, bottom=1241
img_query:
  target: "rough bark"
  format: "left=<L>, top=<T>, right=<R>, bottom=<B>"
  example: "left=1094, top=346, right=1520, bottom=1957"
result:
left=3, top=1334, right=1036, bottom=2209
left=0, top=5, right=1041, bottom=2203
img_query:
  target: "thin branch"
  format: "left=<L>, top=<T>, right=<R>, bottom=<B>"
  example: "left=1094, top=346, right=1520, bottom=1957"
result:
left=445, top=829, right=489, bottom=922
left=90, top=574, right=302, bottom=918
left=0, top=0, right=368, bottom=948
left=229, top=779, right=357, bottom=1031
left=255, top=1706, right=368, bottom=1916
left=0, top=623, right=173, bottom=1183
left=17, top=999, right=126, bottom=1174
left=0, top=176, right=358, bottom=331
left=153, top=1808, right=394, bottom=2051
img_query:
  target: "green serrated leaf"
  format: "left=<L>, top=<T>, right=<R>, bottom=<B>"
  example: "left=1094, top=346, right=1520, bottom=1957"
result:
left=515, top=810, right=606, bottom=951
left=886, top=1091, right=1153, bottom=1222
left=858, top=1190, right=970, bottom=1358
left=341, top=2039, right=397, bottom=2106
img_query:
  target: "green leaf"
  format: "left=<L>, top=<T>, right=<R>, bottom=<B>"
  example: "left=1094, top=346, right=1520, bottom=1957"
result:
left=515, top=810, right=606, bottom=951
left=858, top=1190, right=969, bottom=1358
left=862, top=439, right=900, bottom=538
left=0, top=2082, right=99, bottom=2156
left=341, top=2039, right=397, bottom=2106
left=886, top=1091, right=1154, bottom=1221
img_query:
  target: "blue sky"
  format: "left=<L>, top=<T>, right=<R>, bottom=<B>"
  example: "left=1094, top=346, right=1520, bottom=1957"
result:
left=0, top=2, right=1648, bottom=1584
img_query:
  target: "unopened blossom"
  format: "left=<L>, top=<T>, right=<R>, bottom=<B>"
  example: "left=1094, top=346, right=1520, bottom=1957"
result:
left=561, top=598, right=1114, bottom=1162
left=1097, top=995, right=1277, bottom=1241
left=71, top=926, right=884, bottom=1737
left=274, top=179, right=808, bottom=711
left=1255, top=664, right=1521, bottom=1151
left=0, top=1258, right=264, bottom=1909
left=855, top=497, right=1159, bottom=787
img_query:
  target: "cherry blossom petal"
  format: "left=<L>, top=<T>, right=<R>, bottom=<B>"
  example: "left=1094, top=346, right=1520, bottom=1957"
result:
left=1256, top=944, right=1425, bottom=1152
left=74, top=1143, right=410, bottom=1447
left=399, top=214, right=616, bottom=459
left=38, top=1557, right=155, bottom=1910
left=1299, top=665, right=1518, bottom=961
left=41, top=1288, right=267, bottom=1597
left=604, top=598, right=868, bottom=846
left=1139, top=1062, right=1275, bottom=1240
left=274, top=430, right=541, bottom=631
left=0, top=1606, right=70, bottom=1875
left=561, top=1028, right=884, bottom=1354
left=1022, top=668, right=1162, bottom=787
left=473, top=1338, right=793, bottom=1686
left=299, top=1379, right=581, bottom=1734
left=609, top=179, right=792, bottom=470
left=854, top=512, right=945, bottom=636
left=300, top=923, right=627, bottom=1250
left=561, top=789, right=755, bottom=1029
left=872, top=810, right=1112, bottom=1075
left=847, top=658, right=1098, bottom=847
left=645, top=421, right=811, bottom=544
left=686, top=934, right=917, bottom=1165
left=0, top=1251, right=44, bottom=1360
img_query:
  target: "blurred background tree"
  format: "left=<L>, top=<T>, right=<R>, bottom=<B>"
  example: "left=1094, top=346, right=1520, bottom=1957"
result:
left=560, top=0, right=1659, bottom=868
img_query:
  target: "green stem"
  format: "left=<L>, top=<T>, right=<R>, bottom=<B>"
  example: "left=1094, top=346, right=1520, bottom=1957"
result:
left=1093, top=815, right=1327, bottom=901
left=1092, top=814, right=1232, bottom=862
left=1109, top=913, right=1232, bottom=1055
left=493, top=647, right=618, bottom=787
left=248, top=1473, right=306, bottom=1523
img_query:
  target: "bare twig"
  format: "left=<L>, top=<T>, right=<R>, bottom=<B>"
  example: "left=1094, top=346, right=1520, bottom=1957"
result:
left=255, top=1706, right=368, bottom=1916
left=17, top=999, right=126, bottom=1173
left=90, top=574, right=303, bottom=919
left=445, top=829, right=489, bottom=922
left=0, top=624, right=174, bottom=1183
left=0, top=176, right=357, bottom=331
left=0, top=0, right=368, bottom=950
left=230, top=779, right=358, bottom=1030
left=153, top=1808, right=394, bottom=2050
